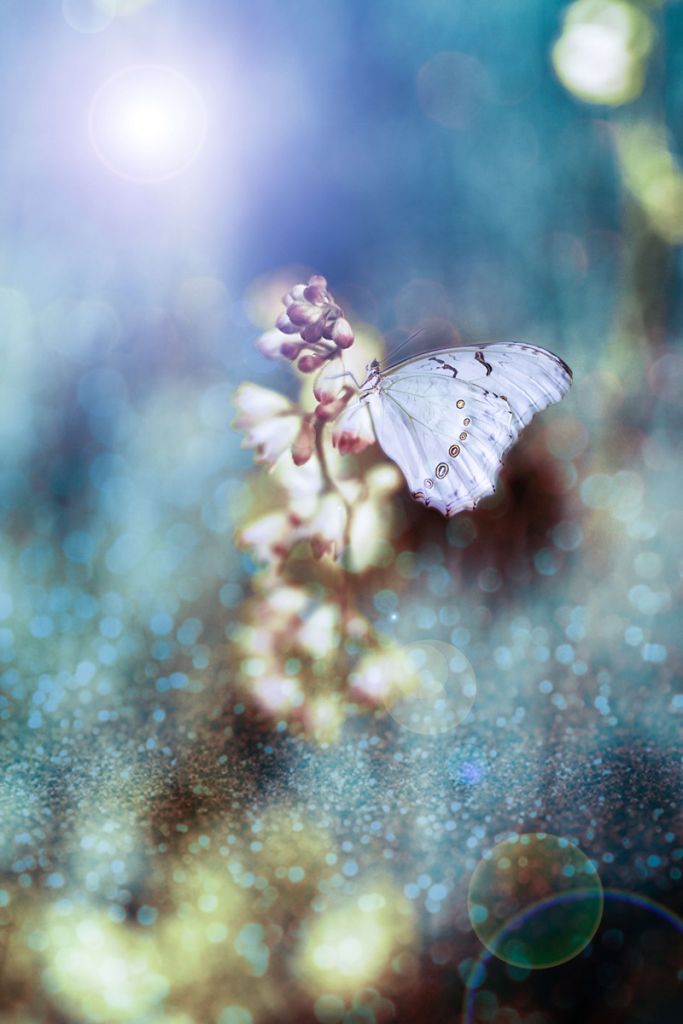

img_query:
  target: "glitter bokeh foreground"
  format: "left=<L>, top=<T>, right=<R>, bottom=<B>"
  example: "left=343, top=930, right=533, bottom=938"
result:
left=1, top=1, right=682, bottom=1022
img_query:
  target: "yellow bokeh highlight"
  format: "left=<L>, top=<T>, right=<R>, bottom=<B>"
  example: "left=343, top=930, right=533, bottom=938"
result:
left=552, top=0, right=653, bottom=106
left=41, top=906, right=169, bottom=1023
left=296, top=882, right=414, bottom=995
left=617, top=122, right=683, bottom=243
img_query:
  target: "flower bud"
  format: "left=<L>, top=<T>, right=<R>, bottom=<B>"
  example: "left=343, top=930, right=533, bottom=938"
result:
left=331, top=317, right=354, bottom=349
left=276, top=312, right=298, bottom=335
left=256, top=329, right=289, bottom=359
left=292, top=417, right=315, bottom=466
left=301, top=320, right=325, bottom=344
left=283, top=284, right=306, bottom=305
left=280, top=340, right=304, bottom=360
left=307, top=274, right=328, bottom=290
left=298, top=353, right=325, bottom=373
left=287, top=302, right=320, bottom=326
left=314, top=385, right=354, bottom=422
left=303, top=284, right=326, bottom=305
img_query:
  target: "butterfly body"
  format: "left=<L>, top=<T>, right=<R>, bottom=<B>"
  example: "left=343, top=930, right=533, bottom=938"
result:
left=337, top=342, right=572, bottom=518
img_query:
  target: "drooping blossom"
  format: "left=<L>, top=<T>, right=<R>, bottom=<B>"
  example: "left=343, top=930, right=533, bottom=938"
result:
left=331, top=400, right=376, bottom=455
left=234, top=383, right=304, bottom=465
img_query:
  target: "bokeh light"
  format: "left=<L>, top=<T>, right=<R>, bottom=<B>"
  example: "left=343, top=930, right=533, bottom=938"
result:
left=551, top=0, right=653, bottom=106
left=468, top=833, right=604, bottom=968
left=88, top=65, right=207, bottom=182
left=383, top=640, right=477, bottom=735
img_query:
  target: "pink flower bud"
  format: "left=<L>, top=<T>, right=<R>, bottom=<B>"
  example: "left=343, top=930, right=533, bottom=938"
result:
left=314, top=386, right=354, bottom=422
left=298, top=354, right=325, bottom=373
left=331, top=317, right=354, bottom=349
left=276, top=312, right=299, bottom=335
left=303, top=284, right=326, bottom=305
left=280, top=340, right=304, bottom=360
left=292, top=417, right=315, bottom=466
left=307, top=275, right=328, bottom=290
left=287, top=302, right=320, bottom=326
left=283, top=284, right=306, bottom=304
left=301, top=320, right=325, bottom=344
left=256, top=329, right=289, bottom=359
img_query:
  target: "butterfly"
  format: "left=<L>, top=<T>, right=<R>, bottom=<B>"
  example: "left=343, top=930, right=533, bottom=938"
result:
left=333, top=342, right=573, bottom=517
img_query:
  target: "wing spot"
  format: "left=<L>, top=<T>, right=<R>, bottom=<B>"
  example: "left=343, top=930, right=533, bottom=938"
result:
left=449, top=444, right=461, bottom=458
left=430, top=357, right=458, bottom=378
left=459, top=431, right=468, bottom=441
left=424, top=478, right=434, bottom=489
left=463, top=417, right=470, bottom=426
left=435, top=462, right=449, bottom=479
left=456, top=399, right=465, bottom=409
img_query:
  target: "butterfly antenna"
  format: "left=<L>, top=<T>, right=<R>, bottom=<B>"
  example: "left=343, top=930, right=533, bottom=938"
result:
left=379, top=326, right=427, bottom=367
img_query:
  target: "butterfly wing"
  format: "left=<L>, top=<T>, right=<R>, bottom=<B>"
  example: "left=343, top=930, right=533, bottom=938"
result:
left=366, top=342, right=572, bottom=517
left=390, top=342, right=572, bottom=429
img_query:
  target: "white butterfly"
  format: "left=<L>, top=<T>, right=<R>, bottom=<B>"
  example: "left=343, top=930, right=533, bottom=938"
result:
left=333, top=342, right=572, bottom=518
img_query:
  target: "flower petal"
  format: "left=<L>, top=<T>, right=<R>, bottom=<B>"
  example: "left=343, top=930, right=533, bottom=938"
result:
left=256, top=328, right=290, bottom=358
left=331, top=401, right=376, bottom=454
left=234, top=382, right=294, bottom=426
left=243, top=413, right=302, bottom=464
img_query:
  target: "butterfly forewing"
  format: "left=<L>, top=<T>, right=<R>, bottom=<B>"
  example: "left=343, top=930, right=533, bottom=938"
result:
left=389, top=342, right=572, bottom=428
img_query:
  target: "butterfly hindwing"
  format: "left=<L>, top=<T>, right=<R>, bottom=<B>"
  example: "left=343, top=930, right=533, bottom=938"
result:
left=363, top=341, right=572, bottom=517
left=366, top=375, right=514, bottom=517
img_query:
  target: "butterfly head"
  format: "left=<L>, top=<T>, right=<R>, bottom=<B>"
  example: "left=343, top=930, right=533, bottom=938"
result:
left=365, top=357, right=381, bottom=378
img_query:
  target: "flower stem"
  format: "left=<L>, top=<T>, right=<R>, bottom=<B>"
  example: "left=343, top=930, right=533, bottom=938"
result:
left=314, top=420, right=354, bottom=640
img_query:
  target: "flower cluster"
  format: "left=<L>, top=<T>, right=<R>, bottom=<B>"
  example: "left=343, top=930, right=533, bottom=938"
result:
left=232, top=273, right=404, bottom=740
left=257, top=275, right=354, bottom=365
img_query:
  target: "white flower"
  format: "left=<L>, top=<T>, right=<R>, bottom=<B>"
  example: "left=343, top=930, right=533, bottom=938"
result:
left=350, top=647, right=404, bottom=702
left=297, top=604, right=340, bottom=658
left=243, top=413, right=302, bottom=465
left=264, top=585, right=309, bottom=619
left=313, top=357, right=347, bottom=404
left=233, top=382, right=294, bottom=425
left=309, top=493, right=348, bottom=559
left=253, top=674, right=304, bottom=712
left=237, top=511, right=292, bottom=562
left=271, top=449, right=324, bottom=518
left=331, top=401, right=376, bottom=455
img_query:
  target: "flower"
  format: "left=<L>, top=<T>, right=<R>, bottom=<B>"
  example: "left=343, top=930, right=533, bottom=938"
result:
left=233, top=383, right=305, bottom=466
left=255, top=275, right=355, bottom=363
left=232, top=272, right=402, bottom=741
left=233, top=382, right=295, bottom=425
left=236, top=512, right=294, bottom=563
left=291, top=416, right=315, bottom=467
left=332, top=401, right=376, bottom=455
left=308, top=493, right=348, bottom=560
left=241, top=413, right=302, bottom=465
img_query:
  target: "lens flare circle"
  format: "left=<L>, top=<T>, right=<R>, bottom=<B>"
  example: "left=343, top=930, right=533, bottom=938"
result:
left=384, top=639, right=476, bottom=735
left=88, top=65, right=207, bottom=182
left=63, top=0, right=116, bottom=34
left=462, top=890, right=683, bottom=1024
left=467, top=832, right=603, bottom=969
